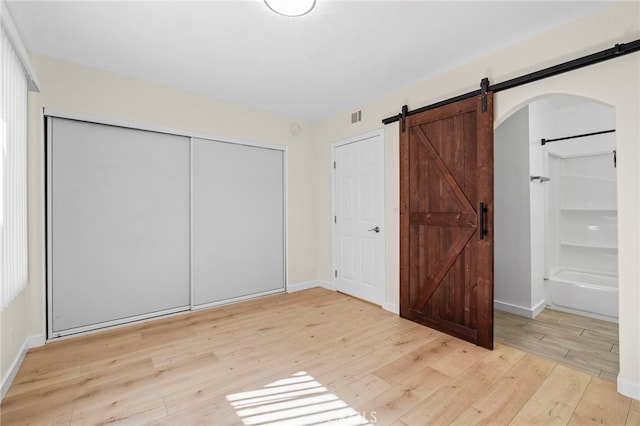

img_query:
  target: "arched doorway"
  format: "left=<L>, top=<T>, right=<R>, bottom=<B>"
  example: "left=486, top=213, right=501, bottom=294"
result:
left=493, top=94, right=619, bottom=380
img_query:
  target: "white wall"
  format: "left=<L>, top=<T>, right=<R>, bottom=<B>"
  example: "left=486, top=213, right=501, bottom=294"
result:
left=493, top=106, right=533, bottom=315
left=529, top=146, right=546, bottom=313
left=313, top=2, right=639, bottom=398
left=529, top=97, right=617, bottom=143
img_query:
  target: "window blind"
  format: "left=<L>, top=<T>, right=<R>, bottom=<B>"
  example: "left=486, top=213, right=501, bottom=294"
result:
left=1, top=27, right=29, bottom=311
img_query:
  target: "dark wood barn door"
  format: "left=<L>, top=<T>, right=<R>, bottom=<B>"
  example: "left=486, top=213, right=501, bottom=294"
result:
left=399, top=94, right=494, bottom=349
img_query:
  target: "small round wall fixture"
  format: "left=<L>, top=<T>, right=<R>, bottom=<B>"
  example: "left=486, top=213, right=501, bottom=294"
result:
left=264, top=0, right=316, bottom=17
left=290, top=123, right=301, bottom=135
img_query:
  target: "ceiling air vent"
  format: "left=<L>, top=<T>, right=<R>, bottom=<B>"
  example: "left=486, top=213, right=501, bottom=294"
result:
left=351, top=110, right=362, bottom=124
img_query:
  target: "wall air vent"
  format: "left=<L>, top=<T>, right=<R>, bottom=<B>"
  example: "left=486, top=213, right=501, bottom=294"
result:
left=351, top=110, right=362, bottom=124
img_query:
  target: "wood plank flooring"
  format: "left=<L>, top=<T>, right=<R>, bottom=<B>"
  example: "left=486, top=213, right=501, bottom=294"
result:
left=494, top=308, right=619, bottom=381
left=2, top=288, right=636, bottom=425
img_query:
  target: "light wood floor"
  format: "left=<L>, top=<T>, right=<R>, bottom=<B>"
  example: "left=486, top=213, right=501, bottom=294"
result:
left=2, top=288, right=637, bottom=425
left=495, top=308, right=619, bottom=382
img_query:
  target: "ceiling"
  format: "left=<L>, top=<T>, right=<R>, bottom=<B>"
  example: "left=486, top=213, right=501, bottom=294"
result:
left=6, top=0, right=610, bottom=121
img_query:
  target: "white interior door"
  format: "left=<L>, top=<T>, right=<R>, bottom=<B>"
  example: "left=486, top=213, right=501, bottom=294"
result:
left=333, top=131, right=385, bottom=305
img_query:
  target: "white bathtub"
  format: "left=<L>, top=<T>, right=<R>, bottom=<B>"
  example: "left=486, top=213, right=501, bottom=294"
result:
left=546, top=269, right=618, bottom=322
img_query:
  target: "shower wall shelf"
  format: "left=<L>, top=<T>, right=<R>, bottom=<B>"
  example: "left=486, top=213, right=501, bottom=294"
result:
left=549, top=147, right=619, bottom=291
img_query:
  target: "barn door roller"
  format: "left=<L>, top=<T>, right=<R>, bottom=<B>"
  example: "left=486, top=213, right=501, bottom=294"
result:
left=400, top=104, right=408, bottom=132
left=480, top=78, right=489, bottom=113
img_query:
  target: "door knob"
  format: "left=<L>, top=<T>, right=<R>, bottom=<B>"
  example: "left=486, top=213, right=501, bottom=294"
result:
left=368, top=226, right=380, bottom=233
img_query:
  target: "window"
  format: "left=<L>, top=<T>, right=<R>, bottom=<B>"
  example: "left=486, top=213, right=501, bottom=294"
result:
left=1, top=13, right=35, bottom=311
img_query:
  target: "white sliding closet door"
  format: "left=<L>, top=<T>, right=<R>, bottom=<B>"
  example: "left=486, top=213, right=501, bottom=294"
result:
left=192, top=138, right=285, bottom=307
left=49, top=118, right=190, bottom=337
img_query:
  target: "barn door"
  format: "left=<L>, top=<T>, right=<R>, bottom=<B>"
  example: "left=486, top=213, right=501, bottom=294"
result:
left=399, top=94, right=494, bottom=349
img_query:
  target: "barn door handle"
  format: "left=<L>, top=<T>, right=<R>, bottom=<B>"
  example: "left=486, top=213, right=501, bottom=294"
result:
left=479, top=203, right=488, bottom=240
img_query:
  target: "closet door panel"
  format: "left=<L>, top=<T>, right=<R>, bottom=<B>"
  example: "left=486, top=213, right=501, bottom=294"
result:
left=50, top=118, right=190, bottom=334
left=193, top=138, right=285, bottom=306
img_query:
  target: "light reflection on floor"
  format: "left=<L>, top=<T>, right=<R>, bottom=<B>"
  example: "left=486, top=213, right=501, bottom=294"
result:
left=226, top=371, right=374, bottom=425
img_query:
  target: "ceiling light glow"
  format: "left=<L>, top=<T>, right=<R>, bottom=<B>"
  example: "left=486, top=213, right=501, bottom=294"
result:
left=264, top=0, right=316, bottom=17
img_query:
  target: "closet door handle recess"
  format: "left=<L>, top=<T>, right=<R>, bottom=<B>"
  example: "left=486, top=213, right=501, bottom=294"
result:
left=479, top=203, right=488, bottom=240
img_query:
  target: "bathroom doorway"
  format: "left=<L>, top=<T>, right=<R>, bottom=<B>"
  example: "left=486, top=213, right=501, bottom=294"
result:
left=493, top=94, right=619, bottom=380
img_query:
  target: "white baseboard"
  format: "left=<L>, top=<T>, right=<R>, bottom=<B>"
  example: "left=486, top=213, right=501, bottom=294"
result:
left=317, top=280, right=334, bottom=291
left=1, top=334, right=45, bottom=401
left=618, top=376, right=640, bottom=400
left=383, top=301, right=399, bottom=315
left=531, top=300, right=546, bottom=317
left=287, top=280, right=335, bottom=293
left=289, top=281, right=397, bottom=315
left=494, top=299, right=546, bottom=319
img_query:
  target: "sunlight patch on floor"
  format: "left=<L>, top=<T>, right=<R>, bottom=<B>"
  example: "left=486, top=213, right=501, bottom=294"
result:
left=226, top=371, right=374, bottom=425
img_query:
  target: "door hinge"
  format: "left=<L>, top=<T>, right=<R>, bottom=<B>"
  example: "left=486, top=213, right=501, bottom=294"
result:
left=334, top=216, right=337, bottom=223
left=613, top=149, right=617, bottom=168
left=334, top=270, right=338, bottom=278
left=333, top=161, right=336, bottom=169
